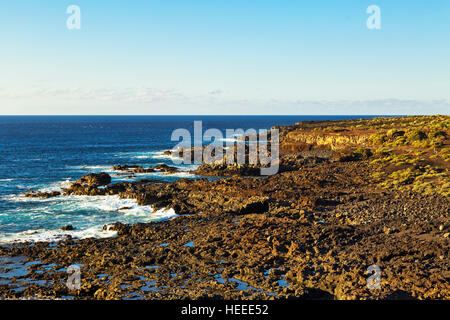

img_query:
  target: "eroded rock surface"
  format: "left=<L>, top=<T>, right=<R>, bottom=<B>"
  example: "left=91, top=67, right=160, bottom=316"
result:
left=76, top=172, right=111, bottom=187
left=3, top=116, right=449, bottom=300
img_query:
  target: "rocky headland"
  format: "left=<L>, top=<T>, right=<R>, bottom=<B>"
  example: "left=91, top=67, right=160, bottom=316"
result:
left=1, top=115, right=449, bottom=300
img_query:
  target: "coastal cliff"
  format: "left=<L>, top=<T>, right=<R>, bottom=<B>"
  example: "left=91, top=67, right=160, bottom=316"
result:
left=1, top=115, right=449, bottom=300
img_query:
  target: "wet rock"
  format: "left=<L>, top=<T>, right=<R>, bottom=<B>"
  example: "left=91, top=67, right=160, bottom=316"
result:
left=195, top=163, right=261, bottom=176
left=131, top=167, right=155, bottom=173
left=112, top=165, right=135, bottom=171
left=25, top=191, right=61, bottom=199
left=153, top=164, right=179, bottom=173
left=113, top=165, right=156, bottom=173
left=103, top=222, right=130, bottom=236
left=76, top=172, right=111, bottom=187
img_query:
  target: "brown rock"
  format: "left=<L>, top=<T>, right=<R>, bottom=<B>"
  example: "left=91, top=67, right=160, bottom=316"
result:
left=76, top=172, right=111, bottom=187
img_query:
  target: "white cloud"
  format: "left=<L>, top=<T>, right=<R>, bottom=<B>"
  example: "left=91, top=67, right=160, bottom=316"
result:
left=0, top=86, right=449, bottom=115
left=28, top=87, right=183, bottom=103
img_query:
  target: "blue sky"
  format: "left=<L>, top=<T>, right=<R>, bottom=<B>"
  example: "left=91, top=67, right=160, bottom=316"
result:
left=0, top=0, right=449, bottom=115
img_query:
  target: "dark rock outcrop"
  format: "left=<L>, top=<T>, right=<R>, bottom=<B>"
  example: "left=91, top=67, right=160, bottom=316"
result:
left=24, top=191, right=61, bottom=199
left=153, top=164, right=179, bottom=173
left=227, top=196, right=270, bottom=215
left=76, top=172, right=111, bottom=187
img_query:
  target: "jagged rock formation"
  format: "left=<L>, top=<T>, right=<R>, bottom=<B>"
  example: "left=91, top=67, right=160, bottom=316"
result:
left=5, top=115, right=449, bottom=300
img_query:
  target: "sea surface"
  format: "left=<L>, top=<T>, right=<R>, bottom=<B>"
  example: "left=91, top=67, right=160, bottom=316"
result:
left=0, top=115, right=374, bottom=244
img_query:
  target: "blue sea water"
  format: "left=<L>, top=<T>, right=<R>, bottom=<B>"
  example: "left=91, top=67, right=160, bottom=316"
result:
left=0, top=115, right=374, bottom=243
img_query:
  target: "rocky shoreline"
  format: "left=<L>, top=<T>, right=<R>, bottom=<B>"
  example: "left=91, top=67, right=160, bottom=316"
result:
left=1, top=116, right=449, bottom=300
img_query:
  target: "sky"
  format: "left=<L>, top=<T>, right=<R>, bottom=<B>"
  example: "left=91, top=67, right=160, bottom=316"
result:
left=0, top=0, right=449, bottom=115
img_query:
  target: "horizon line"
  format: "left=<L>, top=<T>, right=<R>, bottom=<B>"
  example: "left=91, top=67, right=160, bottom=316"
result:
left=0, top=114, right=424, bottom=117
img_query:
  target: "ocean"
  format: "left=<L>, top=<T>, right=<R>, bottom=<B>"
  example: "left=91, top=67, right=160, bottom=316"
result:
left=0, top=115, right=374, bottom=244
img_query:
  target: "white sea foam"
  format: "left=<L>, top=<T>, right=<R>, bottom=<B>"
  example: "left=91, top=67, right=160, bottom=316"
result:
left=0, top=227, right=118, bottom=244
left=49, top=195, right=177, bottom=218
left=151, top=171, right=197, bottom=178
left=0, top=179, right=74, bottom=198
left=1, top=194, right=54, bottom=203
left=66, top=165, right=114, bottom=172
left=0, top=195, right=179, bottom=244
left=113, top=151, right=154, bottom=159
left=37, top=179, right=73, bottom=193
left=113, top=150, right=182, bottom=161
left=1, top=158, right=189, bottom=245
left=73, top=195, right=153, bottom=214
left=0, top=208, right=177, bottom=244
left=151, top=151, right=178, bottom=160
